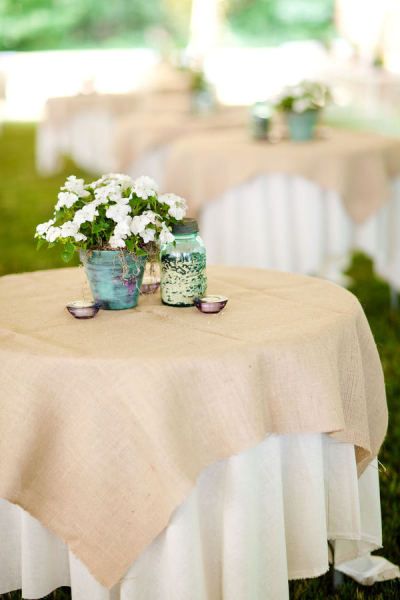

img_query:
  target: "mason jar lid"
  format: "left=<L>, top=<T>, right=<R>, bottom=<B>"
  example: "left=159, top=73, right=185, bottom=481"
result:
left=172, top=218, right=199, bottom=235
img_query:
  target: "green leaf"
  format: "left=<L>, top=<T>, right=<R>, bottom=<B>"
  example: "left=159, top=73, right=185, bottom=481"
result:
left=125, top=238, right=134, bottom=252
left=92, top=222, right=105, bottom=234
left=36, top=237, right=46, bottom=250
left=61, top=242, right=76, bottom=263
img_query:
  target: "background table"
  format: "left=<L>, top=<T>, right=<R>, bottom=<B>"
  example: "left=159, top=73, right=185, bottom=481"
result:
left=79, top=122, right=400, bottom=287
left=162, top=128, right=400, bottom=286
left=0, top=266, right=390, bottom=598
left=36, top=93, right=140, bottom=175
left=36, top=85, right=400, bottom=288
left=35, top=62, right=192, bottom=176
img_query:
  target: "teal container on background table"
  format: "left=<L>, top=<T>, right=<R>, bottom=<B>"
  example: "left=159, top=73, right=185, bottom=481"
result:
left=81, top=250, right=146, bottom=310
left=286, top=110, right=319, bottom=141
left=250, top=102, right=272, bottom=140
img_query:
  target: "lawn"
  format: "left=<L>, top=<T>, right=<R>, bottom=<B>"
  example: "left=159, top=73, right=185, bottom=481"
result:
left=0, top=124, right=399, bottom=599
left=0, top=123, right=92, bottom=276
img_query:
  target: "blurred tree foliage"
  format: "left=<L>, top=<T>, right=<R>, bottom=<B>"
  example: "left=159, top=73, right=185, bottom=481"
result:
left=0, top=0, right=190, bottom=51
left=226, top=0, right=335, bottom=45
left=0, top=0, right=334, bottom=51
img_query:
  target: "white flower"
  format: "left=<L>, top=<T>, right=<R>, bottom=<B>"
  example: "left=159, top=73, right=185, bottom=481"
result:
left=64, top=175, right=90, bottom=198
left=92, top=196, right=105, bottom=208
left=94, top=183, right=128, bottom=205
left=73, top=209, right=86, bottom=227
left=109, top=235, right=126, bottom=249
left=106, top=203, right=131, bottom=223
left=59, top=221, right=87, bottom=243
left=45, top=226, right=61, bottom=243
left=93, top=187, right=110, bottom=204
left=130, top=213, right=151, bottom=235
left=133, top=175, right=159, bottom=200
left=108, top=219, right=132, bottom=250
left=169, top=204, right=186, bottom=220
left=131, top=211, right=160, bottom=241
left=59, top=221, right=79, bottom=238
left=73, top=202, right=99, bottom=226
left=114, top=220, right=131, bottom=239
left=292, top=98, right=311, bottom=114
left=159, top=193, right=187, bottom=220
left=159, top=224, right=174, bottom=245
left=107, top=185, right=124, bottom=203
left=159, top=193, right=178, bottom=206
left=55, top=191, right=78, bottom=211
left=105, top=173, right=133, bottom=191
left=291, top=85, right=305, bottom=98
left=89, top=175, right=107, bottom=190
left=35, top=219, right=55, bottom=237
left=142, top=210, right=159, bottom=224
left=140, top=227, right=156, bottom=244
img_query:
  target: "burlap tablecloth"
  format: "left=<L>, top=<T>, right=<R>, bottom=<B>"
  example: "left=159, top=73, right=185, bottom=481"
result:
left=44, top=62, right=192, bottom=127
left=45, top=92, right=141, bottom=125
left=163, top=128, right=400, bottom=224
left=114, top=107, right=247, bottom=171
left=0, top=266, right=387, bottom=588
left=141, top=61, right=191, bottom=93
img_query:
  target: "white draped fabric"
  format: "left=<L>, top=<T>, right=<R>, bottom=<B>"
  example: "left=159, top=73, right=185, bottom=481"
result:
left=36, top=109, right=118, bottom=176
left=0, top=434, right=386, bottom=600
left=200, top=174, right=400, bottom=286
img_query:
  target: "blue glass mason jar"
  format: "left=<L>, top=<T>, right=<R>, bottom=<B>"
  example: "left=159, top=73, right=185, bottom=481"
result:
left=160, top=218, right=207, bottom=307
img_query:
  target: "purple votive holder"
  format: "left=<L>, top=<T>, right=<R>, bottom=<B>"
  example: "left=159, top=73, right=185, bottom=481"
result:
left=141, top=281, right=160, bottom=295
left=66, top=300, right=100, bottom=319
left=194, top=295, right=228, bottom=314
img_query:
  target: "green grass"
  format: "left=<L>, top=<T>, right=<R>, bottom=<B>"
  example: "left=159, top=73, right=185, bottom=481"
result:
left=0, top=125, right=399, bottom=598
left=0, top=123, right=94, bottom=276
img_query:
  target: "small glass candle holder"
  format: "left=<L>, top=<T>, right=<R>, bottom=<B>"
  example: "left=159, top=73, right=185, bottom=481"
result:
left=141, top=262, right=161, bottom=295
left=66, top=300, right=100, bottom=319
left=194, top=295, right=228, bottom=314
left=250, top=102, right=272, bottom=140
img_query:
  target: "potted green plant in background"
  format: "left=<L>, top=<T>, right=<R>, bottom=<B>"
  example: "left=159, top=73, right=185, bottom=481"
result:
left=35, top=173, right=187, bottom=310
left=275, top=81, right=331, bottom=141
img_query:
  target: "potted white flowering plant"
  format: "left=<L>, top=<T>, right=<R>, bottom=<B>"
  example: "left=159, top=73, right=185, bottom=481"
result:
left=275, top=81, right=331, bottom=141
left=35, top=173, right=187, bottom=310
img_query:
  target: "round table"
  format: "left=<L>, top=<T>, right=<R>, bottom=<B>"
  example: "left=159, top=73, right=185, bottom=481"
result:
left=162, top=127, right=400, bottom=286
left=0, top=266, right=389, bottom=599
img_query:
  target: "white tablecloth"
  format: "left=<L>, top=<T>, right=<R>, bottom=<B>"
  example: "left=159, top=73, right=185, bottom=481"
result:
left=200, top=173, right=400, bottom=287
left=36, top=107, right=120, bottom=176
left=0, top=433, right=390, bottom=600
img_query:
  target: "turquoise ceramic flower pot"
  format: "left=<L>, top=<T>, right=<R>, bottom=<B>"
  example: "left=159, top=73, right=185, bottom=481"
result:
left=81, top=250, right=147, bottom=310
left=287, top=110, right=319, bottom=141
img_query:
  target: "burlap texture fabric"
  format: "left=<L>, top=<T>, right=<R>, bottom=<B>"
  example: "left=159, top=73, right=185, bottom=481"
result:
left=45, top=93, right=140, bottom=125
left=164, top=128, right=400, bottom=224
left=114, top=107, right=247, bottom=171
left=0, top=266, right=387, bottom=587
